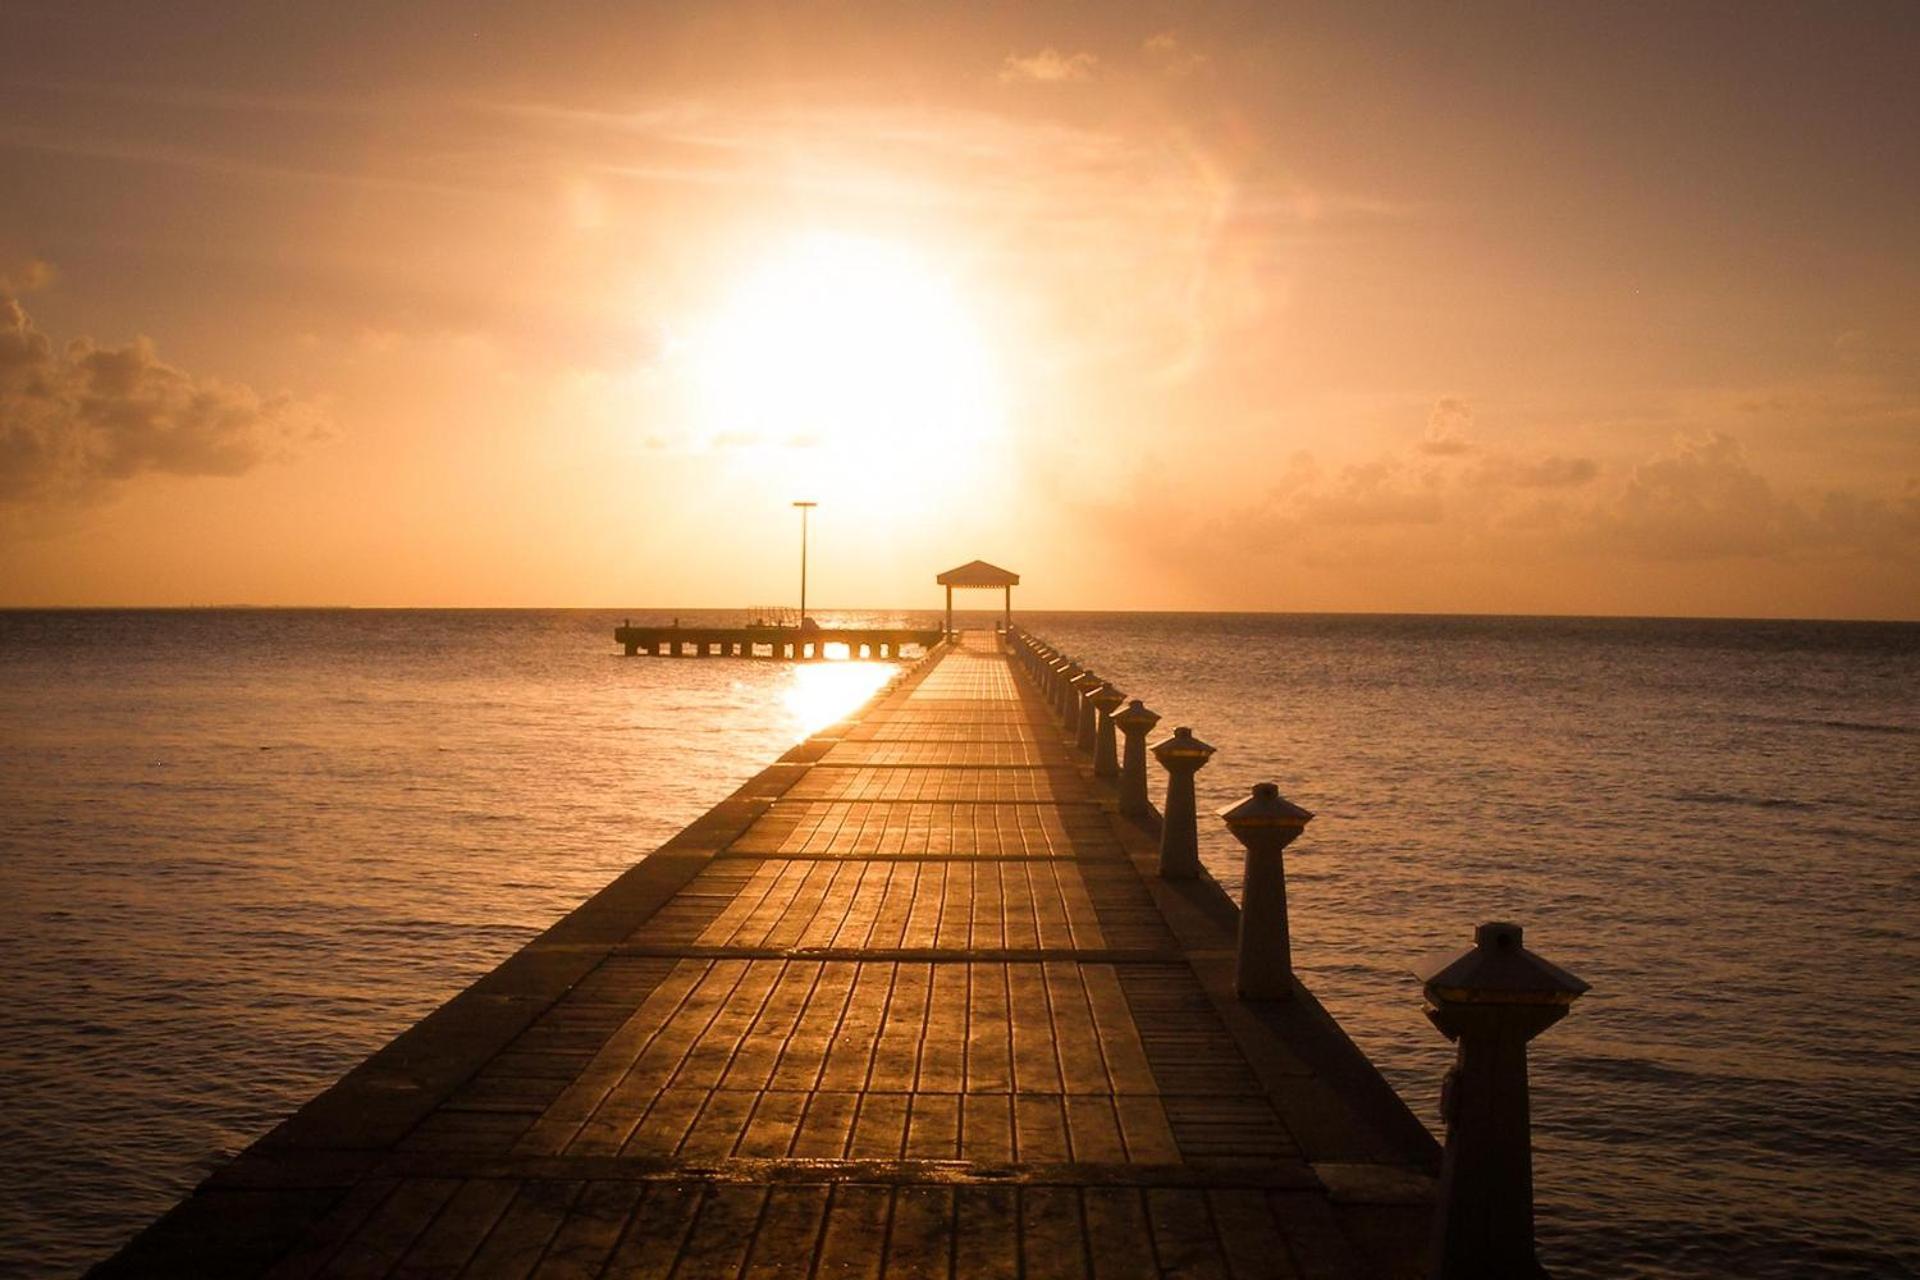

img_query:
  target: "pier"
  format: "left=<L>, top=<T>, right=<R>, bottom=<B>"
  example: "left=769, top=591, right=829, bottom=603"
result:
left=613, top=623, right=943, bottom=660
left=98, top=626, right=1586, bottom=1278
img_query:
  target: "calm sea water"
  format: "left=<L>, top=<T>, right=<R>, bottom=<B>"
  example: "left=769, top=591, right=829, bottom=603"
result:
left=0, top=609, right=1915, bottom=1278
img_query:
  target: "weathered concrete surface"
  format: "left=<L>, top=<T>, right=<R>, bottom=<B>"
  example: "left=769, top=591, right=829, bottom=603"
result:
left=94, top=632, right=1437, bottom=1279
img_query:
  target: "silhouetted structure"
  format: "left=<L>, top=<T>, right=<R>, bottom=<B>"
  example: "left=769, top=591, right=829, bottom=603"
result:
left=1419, top=923, right=1588, bottom=1280
left=1112, top=697, right=1162, bottom=819
left=100, top=626, right=1455, bottom=1278
left=1006, top=623, right=1591, bottom=1279
left=1150, top=725, right=1214, bottom=879
left=611, top=622, right=940, bottom=660
left=1219, top=783, right=1314, bottom=1000
left=1090, top=682, right=1126, bottom=777
left=935, top=558, right=1018, bottom=635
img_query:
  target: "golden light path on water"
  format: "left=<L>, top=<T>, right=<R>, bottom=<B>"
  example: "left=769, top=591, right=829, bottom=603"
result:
left=778, top=656, right=895, bottom=735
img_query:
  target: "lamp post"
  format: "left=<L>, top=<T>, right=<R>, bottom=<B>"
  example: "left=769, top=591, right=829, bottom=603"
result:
left=792, top=501, right=816, bottom=624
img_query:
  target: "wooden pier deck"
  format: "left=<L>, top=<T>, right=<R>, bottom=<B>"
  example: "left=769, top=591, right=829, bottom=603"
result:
left=98, top=631, right=1439, bottom=1279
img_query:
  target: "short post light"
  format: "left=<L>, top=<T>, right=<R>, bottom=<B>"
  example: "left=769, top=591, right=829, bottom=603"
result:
left=1149, top=727, right=1215, bottom=879
left=1053, top=659, right=1080, bottom=720
left=1045, top=654, right=1067, bottom=704
left=1416, top=922, right=1589, bottom=1280
left=1073, top=673, right=1105, bottom=751
left=1112, top=700, right=1162, bottom=820
left=1090, top=684, right=1127, bottom=778
left=1068, top=671, right=1103, bottom=742
left=1217, top=783, right=1313, bottom=1000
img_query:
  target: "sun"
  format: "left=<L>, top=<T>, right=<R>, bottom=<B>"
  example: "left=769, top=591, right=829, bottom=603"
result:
left=685, top=233, right=1005, bottom=479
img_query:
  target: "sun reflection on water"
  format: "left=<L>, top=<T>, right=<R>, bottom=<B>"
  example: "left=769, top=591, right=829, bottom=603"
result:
left=778, top=660, right=895, bottom=736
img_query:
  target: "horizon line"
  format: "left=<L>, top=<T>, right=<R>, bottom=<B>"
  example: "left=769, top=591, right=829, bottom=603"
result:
left=2, top=603, right=1916, bottom=626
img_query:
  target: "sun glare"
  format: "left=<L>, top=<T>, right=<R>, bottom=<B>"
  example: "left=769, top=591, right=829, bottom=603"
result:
left=686, top=233, right=1005, bottom=501
left=778, top=660, right=895, bottom=736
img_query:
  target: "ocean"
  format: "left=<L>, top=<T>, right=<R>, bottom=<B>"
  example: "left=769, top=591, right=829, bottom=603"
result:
left=0, top=609, right=1914, bottom=1278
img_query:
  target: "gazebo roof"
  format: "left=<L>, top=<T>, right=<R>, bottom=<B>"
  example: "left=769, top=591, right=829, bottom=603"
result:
left=937, top=560, right=1020, bottom=588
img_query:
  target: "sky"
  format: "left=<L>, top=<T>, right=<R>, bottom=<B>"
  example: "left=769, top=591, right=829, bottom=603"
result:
left=2, top=1, right=1916, bottom=617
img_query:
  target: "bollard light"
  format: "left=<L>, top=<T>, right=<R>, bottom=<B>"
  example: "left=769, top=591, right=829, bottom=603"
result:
left=1113, top=700, right=1162, bottom=820
left=1068, top=670, right=1103, bottom=738
left=1218, top=783, right=1313, bottom=999
left=1053, top=659, right=1080, bottom=719
left=1149, top=727, right=1215, bottom=878
left=1090, top=684, right=1127, bottom=778
left=1073, top=673, right=1105, bottom=751
left=1416, top=922, right=1588, bottom=1280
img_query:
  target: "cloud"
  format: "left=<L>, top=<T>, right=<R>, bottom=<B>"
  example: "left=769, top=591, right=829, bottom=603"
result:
left=1301, top=429, right=1911, bottom=563
left=0, top=293, right=328, bottom=507
left=1833, top=328, right=1920, bottom=385
left=0, top=257, right=56, bottom=294
left=1142, top=32, right=1209, bottom=77
left=1081, top=425, right=1916, bottom=602
left=1470, top=452, right=1599, bottom=489
left=1293, top=455, right=1446, bottom=527
left=0, top=120, right=481, bottom=199
left=999, top=49, right=1099, bottom=85
left=1590, top=431, right=1914, bottom=560
left=1419, top=396, right=1475, bottom=454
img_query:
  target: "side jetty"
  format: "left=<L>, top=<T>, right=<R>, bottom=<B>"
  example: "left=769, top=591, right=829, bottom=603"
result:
left=613, top=621, right=942, bottom=660
left=97, top=624, right=1587, bottom=1278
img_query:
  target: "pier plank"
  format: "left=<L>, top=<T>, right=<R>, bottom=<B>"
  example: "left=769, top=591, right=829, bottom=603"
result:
left=524, top=1180, right=642, bottom=1280
left=818, top=740, right=1069, bottom=766
left=785, top=765, right=1079, bottom=803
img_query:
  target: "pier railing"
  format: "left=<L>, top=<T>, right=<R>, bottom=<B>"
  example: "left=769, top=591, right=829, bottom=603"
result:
left=1005, top=623, right=1587, bottom=1280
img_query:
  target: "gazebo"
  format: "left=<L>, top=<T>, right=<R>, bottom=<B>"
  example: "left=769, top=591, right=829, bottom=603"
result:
left=936, top=560, right=1020, bottom=636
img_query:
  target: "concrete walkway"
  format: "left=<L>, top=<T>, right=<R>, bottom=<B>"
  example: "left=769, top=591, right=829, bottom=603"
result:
left=97, top=632, right=1438, bottom=1278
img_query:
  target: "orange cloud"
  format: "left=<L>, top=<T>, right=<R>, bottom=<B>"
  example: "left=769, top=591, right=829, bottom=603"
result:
left=1420, top=397, right=1475, bottom=455
left=999, top=49, right=1099, bottom=85
left=0, top=256, right=57, bottom=294
left=0, top=293, right=329, bottom=508
left=1142, top=32, right=1208, bottom=77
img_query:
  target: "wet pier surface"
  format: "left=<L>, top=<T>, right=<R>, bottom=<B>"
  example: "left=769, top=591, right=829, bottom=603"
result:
left=97, top=632, right=1439, bottom=1278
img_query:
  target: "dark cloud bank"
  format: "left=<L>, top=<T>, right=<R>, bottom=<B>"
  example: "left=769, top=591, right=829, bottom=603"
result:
left=0, top=293, right=326, bottom=508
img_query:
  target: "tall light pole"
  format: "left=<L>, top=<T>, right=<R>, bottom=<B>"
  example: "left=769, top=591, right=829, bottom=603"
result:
left=792, top=500, right=816, bottom=623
